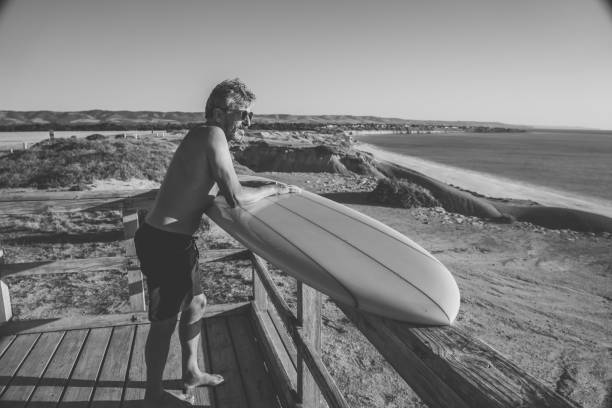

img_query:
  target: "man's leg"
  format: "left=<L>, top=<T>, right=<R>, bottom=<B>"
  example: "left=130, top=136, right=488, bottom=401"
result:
left=144, top=316, right=178, bottom=403
left=179, top=293, right=224, bottom=391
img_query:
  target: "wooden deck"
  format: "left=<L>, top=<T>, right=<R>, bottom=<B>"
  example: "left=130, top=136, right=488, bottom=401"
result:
left=0, top=188, right=582, bottom=408
left=0, top=303, right=284, bottom=408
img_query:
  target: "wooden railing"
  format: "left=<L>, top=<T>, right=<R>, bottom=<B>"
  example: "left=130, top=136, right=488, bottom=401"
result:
left=0, top=190, right=580, bottom=408
left=0, top=189, right=158, bottom=322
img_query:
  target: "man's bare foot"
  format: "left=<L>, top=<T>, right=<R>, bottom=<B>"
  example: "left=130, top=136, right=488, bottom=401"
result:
left=143, top=390, right=195, bottom=407
left=183, top=370, right=225, bottom=390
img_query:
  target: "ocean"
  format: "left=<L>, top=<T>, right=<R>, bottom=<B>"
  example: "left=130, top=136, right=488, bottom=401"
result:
left=356, top=130, right=612, bottom=202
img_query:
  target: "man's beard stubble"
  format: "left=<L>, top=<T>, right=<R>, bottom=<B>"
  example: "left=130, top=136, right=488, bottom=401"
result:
left=226, top=122, right=244, bottom=143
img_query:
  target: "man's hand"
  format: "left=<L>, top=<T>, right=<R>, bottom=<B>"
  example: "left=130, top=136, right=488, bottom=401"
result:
left=276, top=183, right=302, bottom=195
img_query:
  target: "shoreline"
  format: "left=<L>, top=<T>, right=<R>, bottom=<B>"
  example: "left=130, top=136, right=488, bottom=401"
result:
left=355, top=143, right=612, bottom=219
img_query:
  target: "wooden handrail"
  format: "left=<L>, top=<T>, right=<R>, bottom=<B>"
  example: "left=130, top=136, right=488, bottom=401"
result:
left=0, top=189, right=158, bottom=215
left=0, top=189, right=157, bottom=202
left=339, top=305, right=579, bottom=408
left=250, top=254, right=299, bottom=330
left=251, top=253, right=350, bottom=408
left=0, top=249, right=248, bottom=279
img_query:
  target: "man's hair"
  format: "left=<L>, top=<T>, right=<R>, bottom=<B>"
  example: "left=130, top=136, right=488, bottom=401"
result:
left=204, top=78, right=256, bottom=120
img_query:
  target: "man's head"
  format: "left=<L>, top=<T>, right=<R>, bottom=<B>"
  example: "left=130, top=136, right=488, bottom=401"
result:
left=204, top=78, right=256, bottom=141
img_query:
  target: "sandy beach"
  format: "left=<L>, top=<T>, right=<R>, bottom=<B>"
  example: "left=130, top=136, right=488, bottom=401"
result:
left=355, top=143, right=612, bottom=219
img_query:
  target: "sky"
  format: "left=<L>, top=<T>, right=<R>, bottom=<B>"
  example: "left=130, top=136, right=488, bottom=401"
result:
left=0, top=0, right=611, bottom=129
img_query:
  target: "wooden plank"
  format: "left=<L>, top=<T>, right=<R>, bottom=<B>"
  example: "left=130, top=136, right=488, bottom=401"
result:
left=60, top=327, right=112, bottom=404
left=250, top=305, right=297, bottom=408
left=251, top=254, right=299, bottom=333
left=0, top=331, right=63, bottom=406
left=0, top=279, right=11, bottom=323
left=251, top=256, right=348, bottom=408
left=194, top=319, right=214, bottom=407
left=1, top=249, right=248, bottom=279
left=0, top=333, right=40, bottom=396
left=205, top=316, right=249, bottom=408
left=122, top=209, right=140, bottom=238
left=123, top=208, right=146, bottom=312
left=0, top=189, right=157, bottom=215
left=295, top=328, right=350, bottom=408
left=127, top=269, right=146, bottom=312
left=227, top=313, right=281, bottom=408
left=340, top=304, right=579, bottom=408
left=1, top=303, right=249, bottom=335
left=0, top=256, right=127, bottom=279
left=125, top=248, right=248, bottom=268
left=0, top=189, right=157, bottom=203
left=0, top=313, right=150, bottom=336
left=122, top=194, right=158, bottom=213
left=268, top=307, right=298, bottom=375
left=254, top=297, right=348, bottom=408
left=253, top=263, right=269, bottom=311
left=0, top=198, right=126, bottom=215
left=28, top=329, right=88, bottom=405
left=123, top=324, right=150, bottom=407
left=91, top=325, right=135, bottom=407
left=162, top=323, right=182, bottom=392
left=338, top=306, right=470, bottom=408
left=0, top=335, right=15, bottom=358
left=297, top=282, right=322, bottom=408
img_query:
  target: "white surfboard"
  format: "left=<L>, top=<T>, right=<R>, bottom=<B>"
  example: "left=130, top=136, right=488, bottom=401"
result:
left=206, top=177, right=460, bottom=325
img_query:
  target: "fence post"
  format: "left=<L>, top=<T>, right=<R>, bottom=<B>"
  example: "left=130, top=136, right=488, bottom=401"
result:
left=0, top=248, right=12, bottom=323
left=297, top=281, right=322, bottom=408
left=122, top=208, right=146, bottom=312
left=252, top=252, right=269, bottom=312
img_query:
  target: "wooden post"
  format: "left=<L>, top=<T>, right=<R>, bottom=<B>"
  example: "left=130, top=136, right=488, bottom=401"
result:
left=122, top=208, right=146, bottom=312
left=0, top=248, right=12, bottom=323
left=297, top=281, right=322, bottom=408
left=252, top=253, right=269, bottom=312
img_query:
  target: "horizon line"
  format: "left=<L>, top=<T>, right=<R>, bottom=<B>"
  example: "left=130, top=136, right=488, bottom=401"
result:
left=1, top=108, right=611, bottom=131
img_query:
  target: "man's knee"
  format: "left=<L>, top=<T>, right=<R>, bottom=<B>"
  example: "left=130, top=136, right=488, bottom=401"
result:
left=192, top=294, right=207, bottom=312
left=183, top=293, right=207, bottom=314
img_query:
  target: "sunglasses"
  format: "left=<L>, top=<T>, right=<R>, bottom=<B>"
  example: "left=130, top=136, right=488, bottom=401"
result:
left=223, top=108, right=253, bottom=121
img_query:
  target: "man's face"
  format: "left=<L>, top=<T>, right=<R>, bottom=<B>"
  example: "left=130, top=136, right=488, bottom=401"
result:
left=221, top=104, right=253, bottom=141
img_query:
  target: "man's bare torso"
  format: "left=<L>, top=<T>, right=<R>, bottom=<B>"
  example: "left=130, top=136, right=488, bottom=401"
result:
left=145, top=127, right=219, bottom=236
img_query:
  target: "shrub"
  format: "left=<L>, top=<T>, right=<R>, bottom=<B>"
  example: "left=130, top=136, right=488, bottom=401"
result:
left=369, top=178, right=440, bottom=208
left=0, top=137, right=175, bottom=189
left=85, top=133, right=107, bottom=141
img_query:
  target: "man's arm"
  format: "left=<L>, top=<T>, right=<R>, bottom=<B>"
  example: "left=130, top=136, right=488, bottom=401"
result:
left=205, top=128, right=298, bottom=207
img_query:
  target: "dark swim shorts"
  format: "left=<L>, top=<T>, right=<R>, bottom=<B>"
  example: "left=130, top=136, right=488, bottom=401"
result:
left=134, top=222, right=203, bottom=321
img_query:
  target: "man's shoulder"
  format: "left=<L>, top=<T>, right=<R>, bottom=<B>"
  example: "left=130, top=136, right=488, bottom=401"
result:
left=185, top=126, right=227, bottom=145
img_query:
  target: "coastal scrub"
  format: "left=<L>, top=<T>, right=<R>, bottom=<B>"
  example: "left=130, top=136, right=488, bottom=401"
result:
left=369, top=178, right=440, bottom=208
left=0, top=136, right=175, bottom=189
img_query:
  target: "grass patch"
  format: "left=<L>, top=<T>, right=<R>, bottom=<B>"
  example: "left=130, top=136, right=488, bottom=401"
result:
left=0, top=136, right=175, bottom=189
left=368, top=178, right=440, bottom=208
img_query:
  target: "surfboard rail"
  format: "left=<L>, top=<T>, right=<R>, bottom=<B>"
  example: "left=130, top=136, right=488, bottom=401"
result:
left=0, top=188, right=580, bottom=408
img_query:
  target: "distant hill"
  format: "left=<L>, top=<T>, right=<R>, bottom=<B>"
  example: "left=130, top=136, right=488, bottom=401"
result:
left=0, top=110, right=529, bottom=131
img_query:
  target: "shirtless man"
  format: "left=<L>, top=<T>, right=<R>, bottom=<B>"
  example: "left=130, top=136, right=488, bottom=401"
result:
left=134, top=78, right=299, bottom=406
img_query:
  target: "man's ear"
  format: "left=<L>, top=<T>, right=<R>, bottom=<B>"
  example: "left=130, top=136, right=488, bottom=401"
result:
left=212, top=107, right=224, bottom=123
